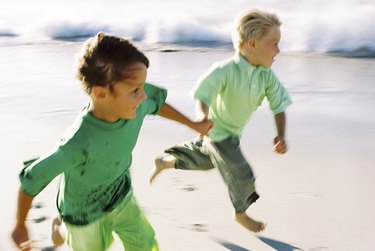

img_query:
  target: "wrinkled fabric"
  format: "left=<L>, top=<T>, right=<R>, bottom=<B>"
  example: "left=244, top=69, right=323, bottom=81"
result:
left=166, top=137, right=259, bottom=212
left=65, top=190, right=159, bottom=251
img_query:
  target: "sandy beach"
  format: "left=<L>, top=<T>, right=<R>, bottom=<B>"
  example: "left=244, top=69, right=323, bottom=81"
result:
left=1, top=43, right=375, bottom=251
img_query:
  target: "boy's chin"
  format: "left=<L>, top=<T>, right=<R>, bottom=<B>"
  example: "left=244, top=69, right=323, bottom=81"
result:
left=123, top=113, right=137, bottom=120
left=263, top=62, right=273, bottom=68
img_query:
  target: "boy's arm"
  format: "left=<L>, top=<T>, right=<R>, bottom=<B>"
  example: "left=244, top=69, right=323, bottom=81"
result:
left=273, top=111, right=287, bottom=154
left=158, top=103, right=212, bottom=136
left=195, top=100, right=209, bottom=120
left=11, top=187, right=34, bottom=250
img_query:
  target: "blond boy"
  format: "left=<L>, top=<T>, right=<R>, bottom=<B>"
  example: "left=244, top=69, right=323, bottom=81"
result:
left=150, top=9, right=292, bottom=233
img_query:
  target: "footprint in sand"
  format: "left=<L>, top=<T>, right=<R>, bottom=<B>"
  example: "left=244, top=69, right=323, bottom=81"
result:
left=171, top=176, right=181, bottom=185
left=289, top=192, right=324, bottom=199
left=30, top=216, right=48, bottom=223
left=41, top=247, right=57, bottom=251
left=32, top=243, right=57, bottom=251
left=181, top=184, right=197, bottom=192
left=32, top=201, right=44, bottom=209
left=191, top=223, right=208, bottom=232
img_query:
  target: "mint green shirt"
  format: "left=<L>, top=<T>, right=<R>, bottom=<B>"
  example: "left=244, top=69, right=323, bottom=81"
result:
left=19, top=83, right=167, bottom=225
left=194, top=53, right=292, bottom=142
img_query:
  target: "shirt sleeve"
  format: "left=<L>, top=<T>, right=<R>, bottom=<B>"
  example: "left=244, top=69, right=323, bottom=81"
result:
left=144, top=83, right=168, bottom=115
left=19, top=143, right=81, bottom=196
left=265, top=70, right=292, bottom=114
left=193, top=63, right=226, bottom=106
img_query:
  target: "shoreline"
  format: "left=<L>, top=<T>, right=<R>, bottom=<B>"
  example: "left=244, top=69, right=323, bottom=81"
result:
left=1, top=38, right=375, bottom=60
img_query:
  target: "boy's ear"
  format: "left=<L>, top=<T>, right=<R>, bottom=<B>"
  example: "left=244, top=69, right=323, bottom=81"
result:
left=91, top=86, right=108, bottom=100
left=247, top=38, right=256, bottom=50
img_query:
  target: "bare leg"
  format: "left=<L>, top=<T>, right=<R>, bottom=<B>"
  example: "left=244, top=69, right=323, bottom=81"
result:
left=51, top=216, right=66, bottom=247
left=234, top=211, right=266, bottom=233
left=149, top=154, right=176, bottom=184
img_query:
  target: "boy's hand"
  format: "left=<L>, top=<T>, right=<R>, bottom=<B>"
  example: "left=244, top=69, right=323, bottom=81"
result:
left=273, top=136, right=287, bottom=154
left=11, top=224, right=31, bottom=250
left=194, top=116, right=213, bottom=138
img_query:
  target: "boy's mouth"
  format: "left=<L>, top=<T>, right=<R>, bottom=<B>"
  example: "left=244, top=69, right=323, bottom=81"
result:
left=134, top=103, right=141, bottom=110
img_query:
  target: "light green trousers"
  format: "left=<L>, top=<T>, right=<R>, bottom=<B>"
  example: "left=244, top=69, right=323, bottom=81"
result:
left=65, top=190, right=158, bottom=251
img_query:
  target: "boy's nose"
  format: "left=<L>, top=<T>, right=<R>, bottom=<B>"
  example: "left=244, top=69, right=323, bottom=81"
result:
left=140, top=90, right=147, bottom=101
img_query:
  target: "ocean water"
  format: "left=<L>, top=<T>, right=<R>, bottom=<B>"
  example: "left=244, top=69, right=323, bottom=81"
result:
left=1, top=0, right=375, bottom=56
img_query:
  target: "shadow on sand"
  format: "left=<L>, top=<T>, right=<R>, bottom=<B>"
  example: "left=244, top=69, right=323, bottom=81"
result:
left=41, top=246, right=57, bottom=251
left=258, top=236, right=302, bottom=251
left=215, top=236, right=302, bottom=251
left=215, top=238, right=251, bottom=251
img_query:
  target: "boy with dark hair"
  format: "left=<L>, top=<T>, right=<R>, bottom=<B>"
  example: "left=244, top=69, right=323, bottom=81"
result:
left=11, top=33, right=212, bottom=251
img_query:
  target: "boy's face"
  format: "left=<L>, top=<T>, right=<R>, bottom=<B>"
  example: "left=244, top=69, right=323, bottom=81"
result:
left=250, top=26, right=281, bottom=67
left=110, top=63, right=148, bottom=120
left=93, top=63, right=148, bottom=122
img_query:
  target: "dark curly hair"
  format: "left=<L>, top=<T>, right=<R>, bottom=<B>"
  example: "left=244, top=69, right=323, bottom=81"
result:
left=76, top=32, right=149, bottom=93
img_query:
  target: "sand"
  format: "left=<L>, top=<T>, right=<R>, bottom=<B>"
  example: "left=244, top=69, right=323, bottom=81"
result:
left=1, top=44, right=375, bottom=250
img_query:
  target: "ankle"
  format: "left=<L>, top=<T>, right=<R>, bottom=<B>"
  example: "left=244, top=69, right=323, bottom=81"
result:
left=234, top=212, right=246, bottom=220
left=155, top=155, right=176, bottom=169
left=52, top=216, right=62, bottom=225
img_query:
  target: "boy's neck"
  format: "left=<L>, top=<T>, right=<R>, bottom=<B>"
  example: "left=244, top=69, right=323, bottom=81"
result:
left=87, top=101, right=119, bottom=123
left=239, top=51, right=258, bottom=67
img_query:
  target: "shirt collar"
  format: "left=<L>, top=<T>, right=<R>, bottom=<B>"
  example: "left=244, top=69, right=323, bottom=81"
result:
left=233, top=53, right=268, bottom=73
left=82, top=105, right=127, bottom=130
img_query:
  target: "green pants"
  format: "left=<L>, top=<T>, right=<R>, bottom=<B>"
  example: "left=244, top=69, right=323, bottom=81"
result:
left=65, top=190, right=158, bottom=251
left=166, top=136, right=259, bottom=213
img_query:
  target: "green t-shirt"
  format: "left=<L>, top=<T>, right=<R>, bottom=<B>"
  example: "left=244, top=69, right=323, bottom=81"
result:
left=19, top=83, right=167, bottom=225
left=194, top=53, right=292, bottom=142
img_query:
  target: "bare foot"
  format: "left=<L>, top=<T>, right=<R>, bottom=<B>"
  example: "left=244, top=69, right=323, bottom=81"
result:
left=149, top=155, right=176, bottom=184
left=51, top=216, right=66, bottom=247
left=235, top=212, right=266, bottom=233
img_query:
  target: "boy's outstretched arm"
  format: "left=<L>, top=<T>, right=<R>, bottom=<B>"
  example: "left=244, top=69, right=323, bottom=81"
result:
left=195, top=100, right=209, bottom=119
left=273, top=111, right=287, bottom=154
left=158, top=103, right=213, bottom=136
left=11, top=187, right=34, bottom=250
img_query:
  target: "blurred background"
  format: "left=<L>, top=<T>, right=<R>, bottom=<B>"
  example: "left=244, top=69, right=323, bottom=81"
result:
left=1, top=0, right=375, bottom=57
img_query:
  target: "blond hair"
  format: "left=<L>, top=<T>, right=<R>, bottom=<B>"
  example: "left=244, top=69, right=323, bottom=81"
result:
left=231, top=9, right=281, bottom=52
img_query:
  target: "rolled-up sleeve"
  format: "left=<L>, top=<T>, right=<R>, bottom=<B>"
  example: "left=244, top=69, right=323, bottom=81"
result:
left=265, top=70, right=292, bottom=114
left=144, top=83, right=168, bottom=115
